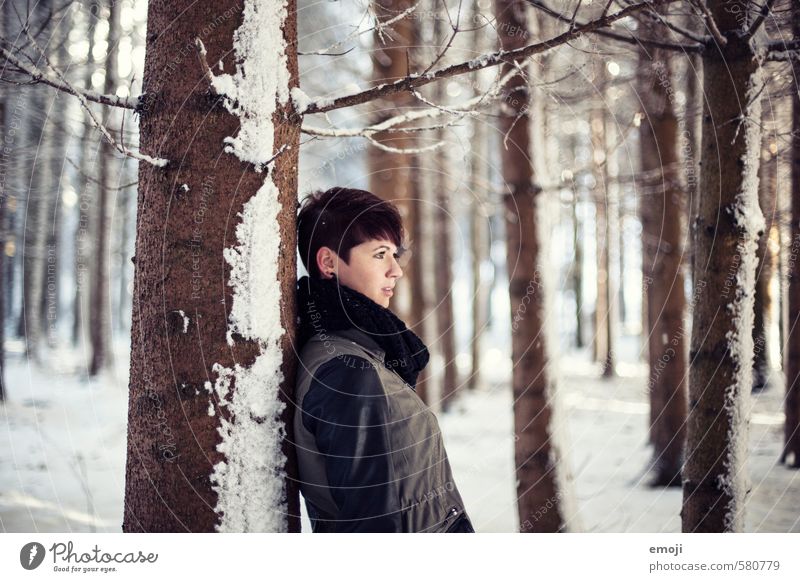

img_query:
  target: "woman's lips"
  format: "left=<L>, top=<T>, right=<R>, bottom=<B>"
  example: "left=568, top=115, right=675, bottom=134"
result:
left=382, top=287, right=394, bottom=297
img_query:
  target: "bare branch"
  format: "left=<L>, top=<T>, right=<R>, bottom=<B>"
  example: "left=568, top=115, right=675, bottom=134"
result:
left=364, top=135, right=445, bottom=155
left=745, top=0, right=778, bottom=40
left=526, top=0, right=706, bottom=52
left=303, top=0, right=422, bottom=56
left=301, top=67, right=518, bottom=139
left=20, top=25, right=167, bottom=167
left=65, top=158, right=138, bottom=191
left=642, top=5, right=708, bottom=44
left=303, top=0, right=683, bottom=115
left=689, top=0, right=727, bottom=47
left=0, top=39, right=140, bottom=110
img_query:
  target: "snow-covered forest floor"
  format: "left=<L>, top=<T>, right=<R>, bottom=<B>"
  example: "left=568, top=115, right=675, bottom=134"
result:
left=1, top=335, right=798, bottom=533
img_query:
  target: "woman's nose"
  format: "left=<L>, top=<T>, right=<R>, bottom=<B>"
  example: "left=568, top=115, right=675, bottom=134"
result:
left=389, top=257, right=403, bottom=278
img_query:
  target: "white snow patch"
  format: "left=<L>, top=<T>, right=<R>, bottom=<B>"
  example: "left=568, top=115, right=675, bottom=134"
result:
left=206, top=0, right=291, bottom=533
left=720, top=65, right=765, bottom=532
left=177, top=310, right=189, bottom=333
left=208, top=0, right=291, bottom=167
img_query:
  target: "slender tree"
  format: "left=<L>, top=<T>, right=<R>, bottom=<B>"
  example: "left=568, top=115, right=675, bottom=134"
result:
left=683, top=0, right=766, bottom=532
left=494, top=0, right=575, bottom=532
left=637, top=31, right=687, bottom=487
left=783, top=0, right=800, bottom=469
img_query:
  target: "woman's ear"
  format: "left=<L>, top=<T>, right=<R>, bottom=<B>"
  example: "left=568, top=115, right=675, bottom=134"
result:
left=316, top=246, right=337, bottom=279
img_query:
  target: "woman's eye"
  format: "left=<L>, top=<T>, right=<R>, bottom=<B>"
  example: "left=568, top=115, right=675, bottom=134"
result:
left=375, top=253, right=385, bottom=259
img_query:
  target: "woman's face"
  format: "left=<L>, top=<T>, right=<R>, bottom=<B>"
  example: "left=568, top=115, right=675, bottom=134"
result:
left=319, top=238, right=404, bottom=308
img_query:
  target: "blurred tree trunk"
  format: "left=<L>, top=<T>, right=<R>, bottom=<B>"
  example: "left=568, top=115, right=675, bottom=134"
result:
left=637, top=38, right=687, bottom=488
left=467, top=0, right=489, bottom=392
left=89, top=0, right=121, bottom=375
left=73, top=2, right=98, bottom=347
left=18, top=2, right=58, bottom=361
left=368, top=0, right=415, bottom=322
left=571, top=186, right=584, bottom=348
left=407, top=152, right=429, bottom=403
left=783, top=0, right=800, bottom=469
left=431, top=3, right=458, bottom=410
left=468, top=114, right=489, bottom=391
left=434, top=134, right=458, bottom=412
left=495, top=0, right=573, bottom=532
left=0, top=3, right=5, bottom=400
left=752, top=109, right=777, bottom=392
left=123, top=0, right=300, bottom=532
left=43, top=17, right=72, bottom=349
left=683, top=0, right=764, bottom=532
left=590, top=76, right=614, bottom=377
left=115, top=167, right=134, bottom=332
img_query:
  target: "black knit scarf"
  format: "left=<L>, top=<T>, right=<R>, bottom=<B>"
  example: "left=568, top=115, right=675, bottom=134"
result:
left=296, top=275, right=429, bottom=389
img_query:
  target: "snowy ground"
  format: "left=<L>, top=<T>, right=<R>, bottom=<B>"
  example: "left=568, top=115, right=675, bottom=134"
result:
left=2, top=336, right=798, bottom=533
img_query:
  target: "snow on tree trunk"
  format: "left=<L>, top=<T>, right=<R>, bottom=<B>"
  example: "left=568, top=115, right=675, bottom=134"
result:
left=637, top=40, right=688, bottom=488
left=682, top=0, right=765, bottom=533
left=494, top=0, right=577, bottom=533
left=783, top=0, right=800, bottom=469
left=123, top=0, right=300, bottom=532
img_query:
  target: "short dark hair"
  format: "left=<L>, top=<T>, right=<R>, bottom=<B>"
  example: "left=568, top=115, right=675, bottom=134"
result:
left=297, top=187, right=404, bottom=279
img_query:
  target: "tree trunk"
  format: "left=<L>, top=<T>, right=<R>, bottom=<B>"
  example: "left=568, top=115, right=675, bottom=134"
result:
left=73, top=2, right=98, bottom=347
left=494, top=0, right=574, bottom=532
left=368, top=0, right=416, bottom=323
left=752, top=109, right=777, bottom=392
left=590, top=93, right=614, bottom=377
left=468, top=110, right=489, bottom=391
left=637, top=40, right=688, bottom=488
left=89, top=0, right=121, bottom=376
left=123, top=0, right=300, bottom=532
left=434, top=136, right=459, bottom=412
left=783, top=0, right=800, bottom=469
left=406, top=152, right=429, bottom=403
left=683, top=0, right=764, bottom=532
left=21, top=1, right=57, bottom=362
left=571, top=186, right=584, bottom=348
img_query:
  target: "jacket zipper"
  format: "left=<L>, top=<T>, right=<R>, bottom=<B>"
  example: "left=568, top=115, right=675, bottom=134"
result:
left=441, top=506, right=460, bottom=531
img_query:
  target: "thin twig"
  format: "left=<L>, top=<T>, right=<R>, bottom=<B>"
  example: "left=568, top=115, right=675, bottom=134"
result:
left=690, top=0, right=727, bottom=47
left=20, top=25, right=167, bottom=167
left=744, top=0, right=778, bottom=39
left=303, top=0, right=682, bottom=115
left=0, top=40, right=139, bottom=109
left=526, top=0, right=705, bottom=53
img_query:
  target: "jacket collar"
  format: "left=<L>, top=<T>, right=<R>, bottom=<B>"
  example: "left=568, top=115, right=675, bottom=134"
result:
left=331, top=327, right=386, bottom=362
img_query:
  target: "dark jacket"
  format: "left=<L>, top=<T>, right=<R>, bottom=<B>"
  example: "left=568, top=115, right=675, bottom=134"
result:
left=294, top=327, right=474, bottom=533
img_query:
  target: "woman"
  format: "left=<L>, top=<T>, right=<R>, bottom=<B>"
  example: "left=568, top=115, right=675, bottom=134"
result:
left=294, top=186, right=475, bottom=533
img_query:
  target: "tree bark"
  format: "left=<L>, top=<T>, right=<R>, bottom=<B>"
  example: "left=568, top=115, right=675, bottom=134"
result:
left=683, top=0, right=764, bottom=532
left=73, top=2, right=98, bottom=348
left=368, top=0, right=416, bottom=323
left=123, top=0, right=300, bottom=532
left=783, top=0, right=800, bottom=469
left=752, top=101, right=778, bottom=391
left=637, top=39, right=688, bottom=488
left=434, top=135, right=459, bottom=412
left=590, top=90, right=615, bottom=377
left=89, top=0, right=121, bottom=376
left=495, top=0, right=573, bottom=532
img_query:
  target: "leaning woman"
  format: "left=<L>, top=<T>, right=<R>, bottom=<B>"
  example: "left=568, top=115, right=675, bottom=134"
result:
left=294, top=186, right=474, bottom=533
